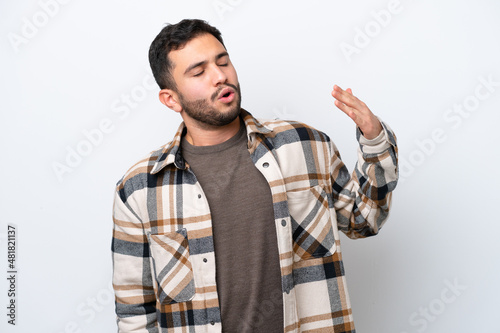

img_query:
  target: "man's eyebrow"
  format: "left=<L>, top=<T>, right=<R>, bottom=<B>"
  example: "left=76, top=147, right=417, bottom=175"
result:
left=184, top=60, right=206, bottom=75
left=184, top=52, right=229, bottom=75
left=216, top=51, right=229, bottom=60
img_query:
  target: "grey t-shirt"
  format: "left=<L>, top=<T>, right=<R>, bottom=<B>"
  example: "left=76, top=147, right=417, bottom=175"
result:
left=181, top=119, right=283, bottom=332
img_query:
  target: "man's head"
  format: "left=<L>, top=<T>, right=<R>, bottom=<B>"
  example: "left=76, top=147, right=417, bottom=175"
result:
left=149, top=19, right=241, bottom=129
left=149, top=19, right=225, bottom=91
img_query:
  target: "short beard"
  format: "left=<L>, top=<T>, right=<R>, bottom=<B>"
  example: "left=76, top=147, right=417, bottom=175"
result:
left=179, top=83, right=242, bottom=128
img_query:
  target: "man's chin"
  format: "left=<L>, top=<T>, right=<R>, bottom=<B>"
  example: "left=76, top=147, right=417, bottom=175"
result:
left=180, top=91, right=241, bottom=127
left=213, top=106, right=241, bottom=126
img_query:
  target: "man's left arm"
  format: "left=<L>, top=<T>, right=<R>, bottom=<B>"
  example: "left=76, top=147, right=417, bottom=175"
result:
left=330, top=85, right=399, bottom=238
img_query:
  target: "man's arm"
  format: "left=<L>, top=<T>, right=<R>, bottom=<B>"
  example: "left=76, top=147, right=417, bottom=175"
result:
left=330, top=85, right=398, bottom=238
left=112, top=187, right=158, bottom=332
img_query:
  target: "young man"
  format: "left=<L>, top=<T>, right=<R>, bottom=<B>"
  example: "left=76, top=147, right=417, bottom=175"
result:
left=112, top=19, right=398, bottom=332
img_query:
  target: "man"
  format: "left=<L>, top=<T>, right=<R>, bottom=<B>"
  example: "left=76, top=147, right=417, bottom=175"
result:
left=112, top=19, right=398, bottom=333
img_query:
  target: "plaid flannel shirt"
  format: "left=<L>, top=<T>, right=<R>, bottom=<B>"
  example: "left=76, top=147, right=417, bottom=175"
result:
left=112, top=109, right=398, bottom=332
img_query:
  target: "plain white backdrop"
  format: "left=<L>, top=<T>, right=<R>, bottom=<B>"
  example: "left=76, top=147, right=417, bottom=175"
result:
left=1, top=0, right=499, bottom=332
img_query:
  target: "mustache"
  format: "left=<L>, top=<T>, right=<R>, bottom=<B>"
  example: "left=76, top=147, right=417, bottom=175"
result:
left=211, top=83, right=239, bottom=101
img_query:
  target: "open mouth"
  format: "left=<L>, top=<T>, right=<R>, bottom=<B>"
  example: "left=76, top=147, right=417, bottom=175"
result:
left=217, top=87, right=235, bottom=102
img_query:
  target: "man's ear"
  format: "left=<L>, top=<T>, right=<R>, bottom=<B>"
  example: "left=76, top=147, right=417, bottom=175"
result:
left=159, top=89, right=182, bottom=113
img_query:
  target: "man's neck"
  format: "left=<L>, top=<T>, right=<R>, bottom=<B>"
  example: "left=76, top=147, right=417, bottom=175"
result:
left=183, top=116, right=241, bottom=146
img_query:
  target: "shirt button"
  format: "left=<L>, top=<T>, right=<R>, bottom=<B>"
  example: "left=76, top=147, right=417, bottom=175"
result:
left=203, top=258, right=208, bottom=263
left=210, top=321, right=215, bottom=325
left=281, top=219, right=287, bottom=227
left=263, top=162, right=269, bottom=168
left=198, top=194, right=202, bottom=198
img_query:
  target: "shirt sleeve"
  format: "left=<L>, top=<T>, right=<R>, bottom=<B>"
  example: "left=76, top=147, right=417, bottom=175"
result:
left=111, top=187, right=158, bottom=332
left=330, top=120, right=398, bottom=239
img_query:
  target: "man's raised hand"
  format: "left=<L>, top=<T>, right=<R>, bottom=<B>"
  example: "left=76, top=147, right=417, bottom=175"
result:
left=331, top=85, right=382, bottom=140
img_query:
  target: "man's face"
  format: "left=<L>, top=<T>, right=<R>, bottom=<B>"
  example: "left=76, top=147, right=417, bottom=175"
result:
left=168, top=33, right=241, bottom=128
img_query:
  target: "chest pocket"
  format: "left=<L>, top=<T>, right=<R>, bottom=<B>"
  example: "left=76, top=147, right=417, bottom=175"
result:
left=147, top=228, right=195, bottom=304
left=286, top=184, right=337, bottom=262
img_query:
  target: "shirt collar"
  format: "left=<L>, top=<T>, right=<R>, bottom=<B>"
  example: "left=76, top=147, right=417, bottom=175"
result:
left=151, top=108, right=273, bottom=174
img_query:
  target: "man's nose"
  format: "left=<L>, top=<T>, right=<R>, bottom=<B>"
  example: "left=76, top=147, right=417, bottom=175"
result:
left=211, top=65, right=228, bottom=86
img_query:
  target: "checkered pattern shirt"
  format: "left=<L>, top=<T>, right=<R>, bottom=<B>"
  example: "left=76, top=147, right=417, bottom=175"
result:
left=112, top=109, right=398, bottom=332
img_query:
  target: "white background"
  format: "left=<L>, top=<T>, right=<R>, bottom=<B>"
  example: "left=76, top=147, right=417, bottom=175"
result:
left=1, top=0, right=499, bottom=332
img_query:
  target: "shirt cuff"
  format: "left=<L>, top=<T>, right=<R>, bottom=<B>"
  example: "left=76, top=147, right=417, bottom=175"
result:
left=358, top=128, right=385, bottom=146
left=356, top=121, right=393, bottom=155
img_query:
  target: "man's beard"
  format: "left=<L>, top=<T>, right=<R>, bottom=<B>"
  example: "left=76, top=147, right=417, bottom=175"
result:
left=179, top=83, right=242, bottom=128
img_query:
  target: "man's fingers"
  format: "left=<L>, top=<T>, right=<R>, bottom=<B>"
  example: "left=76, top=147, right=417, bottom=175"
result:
left=332, top=85, right=359, bottom=119
left=332, top=85, right=360, bottom=109
left=334, top=99, right=357, bottom=121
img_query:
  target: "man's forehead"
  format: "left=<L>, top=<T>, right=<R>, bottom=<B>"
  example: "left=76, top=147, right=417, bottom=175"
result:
left=169, top=34, right=226, bottom=70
